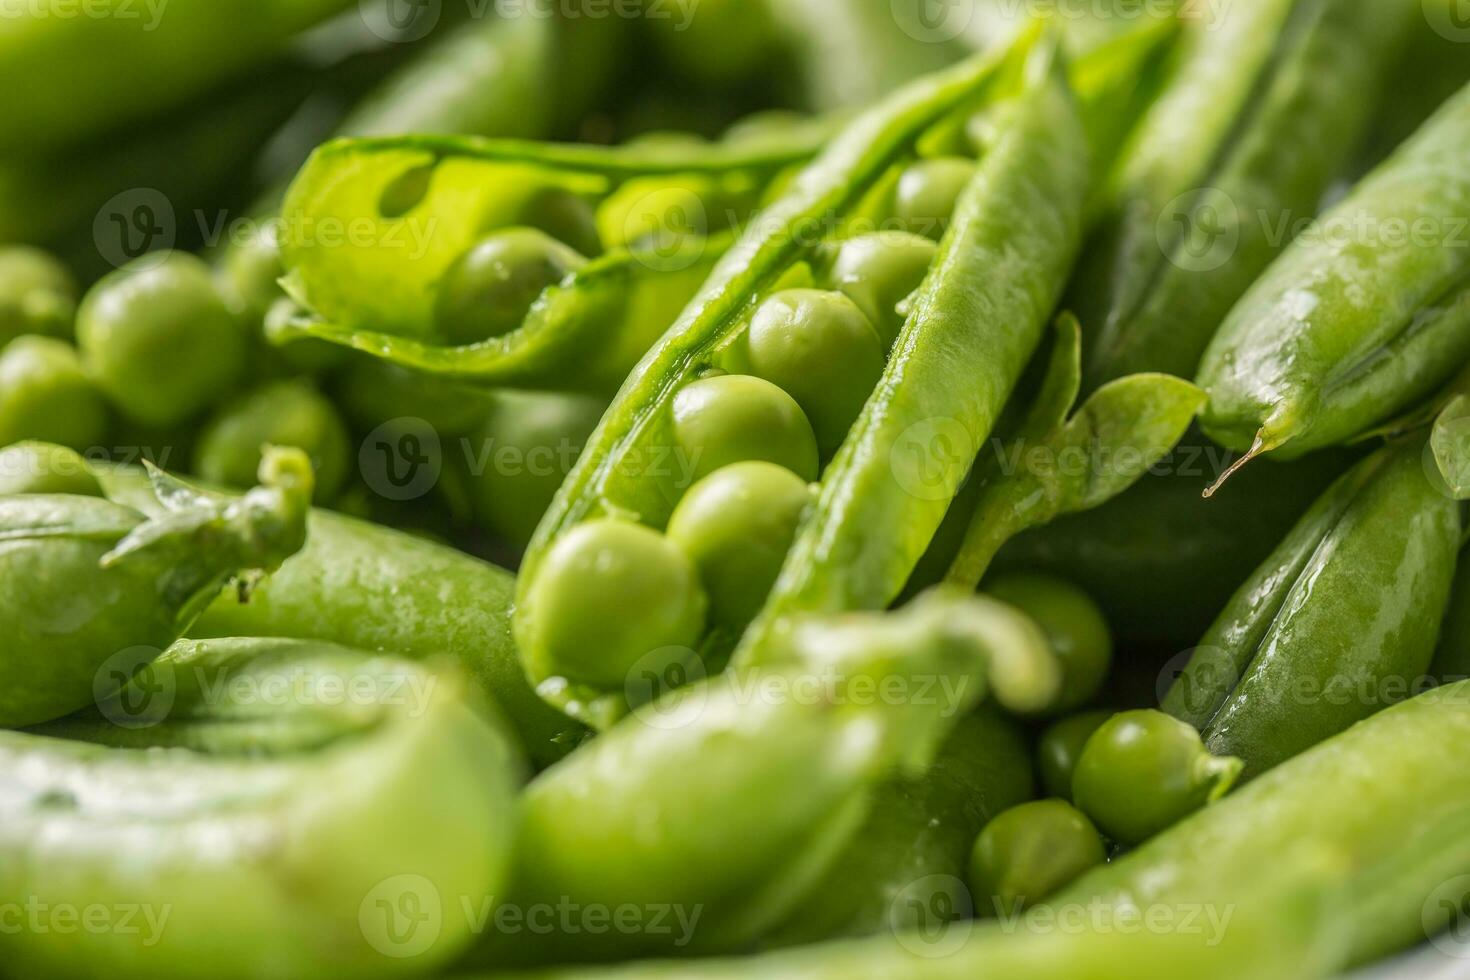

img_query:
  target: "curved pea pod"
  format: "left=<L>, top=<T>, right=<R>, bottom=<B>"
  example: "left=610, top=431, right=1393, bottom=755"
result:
left=515, top=34, right=1088, bottom=727
left=1162, top=436, right=1462, bottom=777
left=760, top=706, right=1033, bottom=948
left=0, top=449, right=312, bottom=728
left=271, top=132, right=828, bottom=393
left=469, top=591, right=1058, bottom=965
left=1073, top=0, right=1421, bottom=388
left=96, top=463, right=586, bottom=770
left=4, top=638, right=520, bottom=980
left=943, top=315, right=1204, bottom=589
left=1199, top=80, right=1470, bottom=465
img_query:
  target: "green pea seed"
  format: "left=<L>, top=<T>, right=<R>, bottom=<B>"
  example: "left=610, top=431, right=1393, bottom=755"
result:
left=746, top=288, right=887, bottom=457
left=522, top=519, right=708, bottom=689
left=825, top=232, right=937, bottom=347
left=469, top=391, right=605, bottom=548
left=894, top=156, right=977, bottom=240
left=0, top=442, right=102, bottom=497
left=218, top=223, right=285, bottom=322
left=194, top=380, right=351, bottom=502
left=598, top=176, right=723, bottom=253
left=76, top=251, right=246, bottom=428
left=0, top=246, right=77, bottom=345
left=520, top=185, right=602, bottom=258
left=434, top=227, right=587, bottom=345
left=1072, top=709, right=1243, bottom=846
left=1037, top=710, right=1113, bottom=801
left=969, top=799, right=1107, bottom=914
left=987, top=572, right=1113, bottom=714
left=0, top=336, right=107, bottom=451
left=671, top=374, right=820, bottom=485
left=667, top=461, right=814, bottom=634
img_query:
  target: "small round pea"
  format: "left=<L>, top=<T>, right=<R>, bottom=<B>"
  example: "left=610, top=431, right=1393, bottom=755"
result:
left=434, top=228, right=587, bottom=345
left=522, top=519, right=708, bottom=688
left=219, top=223, right=285, bottom=322
left=825, top=232, right=937, bottom=347
left=987, top=573, right=1113, bottom=714
left=0, top=337, right=107, bottom=451
left=671, top=374, right=820, bottom=485
left=76, top=251, right=246, bottom=428
left=335, top=358, right=497, bottom=438
left=520, top=185, right=602, bottom=258
left=1037, top=710, right=1113, bottom=801
left=894, top=156, right=977, bottom=240
left=968, top=800, right=1107, bottom=914
left=598, top=176, right=724, bottom=253
left=746, top=289, right=886, bottom=457
left=194, top=380, right=351, bottom=502
left=0, top=246, right=77, bottom=344
left=667, top=462, right=813, bottom=633
left=0, top=442, right=102, bottom=497
left=1072, top=709, right=1244, bottom=846
left=469, top=391, right=605, bottom=548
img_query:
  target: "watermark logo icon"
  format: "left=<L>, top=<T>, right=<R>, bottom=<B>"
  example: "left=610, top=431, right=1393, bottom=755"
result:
left=360, top=875, right=443, bottom=958
left=1425, top=874, right=1470, bottom=958
left=891, top=874, right=975, bottom=958
left=94, top=188, right=176, bottom=269
left=892, top=417, right=975, bottom=501
left=93, top=646, right=174, bottom=730
left=360, top=418, right=442, bottom=501
left=361, top=0, right=441, bottom=42
left=1159, top=187, right=1240, bottom=273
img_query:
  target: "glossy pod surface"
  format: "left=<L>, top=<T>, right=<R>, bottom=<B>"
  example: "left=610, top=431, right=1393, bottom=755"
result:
left=8, top=637, right=519, bottom=980
left=1199, top=80, right=1470, bottom=460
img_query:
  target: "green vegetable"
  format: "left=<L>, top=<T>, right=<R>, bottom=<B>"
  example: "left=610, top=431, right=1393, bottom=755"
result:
left=10, top=636, right=519, bottom=979
left=0, top=245, right=76, bottom=344
left=77, top=251, right=246, bottom=427
left=0, top=448, right=311, bottom=727
left=671, top=374, right=822, bottom=485
left=986, top=572, right=1113, bottom=714
left=893, top=156, right=978, bottom=240
left=1163, top=435, right=1462, bottom=776
left=968, top=799, right=1107, bottom=913
left=435, top=228, right=590, bottom=345
left=820, top=231, right=937, bottom=347
left=1199, top=80, right=1470, bottom=466
left=1037, top=710, right=1112, bottom=801
left=0, top=441, right=102, bottom=497
left=0, top=335, right=107, bottom=451
left=194, top=380, right=351, bottom=502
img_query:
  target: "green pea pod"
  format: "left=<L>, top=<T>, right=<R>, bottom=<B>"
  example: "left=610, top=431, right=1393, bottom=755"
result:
left=0, top=0, right=356, bottom=155
left=0, top=449, right=312, bottom=728
left=96, top=464, right=586, bottom=769
left=1199, top=80, right=1470, bottom=466
left=945, top=315, right=1204, bottom=589
left=1074, top=0, right=1420, bottom=388
left=1163, top=436, right=1461, bottom=776
left=469, top=590, right=1057, bottom=965
left=1431, top=393, right=1470, bottom=499
left=4, top=638, right=519, bottom=979
left=271, top=131, right=829, bottom=392
left=1433, top=551, right=1470, bottom=684
left=760, top=707, right=1034, bottom=948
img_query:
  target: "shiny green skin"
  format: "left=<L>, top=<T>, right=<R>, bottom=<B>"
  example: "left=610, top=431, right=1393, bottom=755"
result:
left=0, top=451, right=311, bottom=727
left=822, top=231, right=938, bottom=347
left=194, top=380, right=350, bottom=503
left=518, top=45, right=1088, bottom=727
left=335, top=357, right=498, bottom=438
left=1074, top=0, right=1420, bottom=388
left=668, top=462, right=814, bottom=635
left=77, top=252, right=246, bottom=427
left=987, top=572, right=1112, bottom=714
left=893, top=156, right=978, bottom=241
left=0, top=335, right=107, bottom=451
left=3, top=637, right=519, bottom=980
left=0, top=246, right=76, bottom=344
left=969, top=799, right=1106, bottom=914
left=519, top=520, right=708, bottom=690
left=747, top=289, right=887, bottom=456
left=1037, top=710, right=1111, bottom=801
left=1072, top=710, right=1243, bottom=846
left=100, top=465, right=588, bottom=769
left=0, top=441, right=102, bottom=497
left=435, top=228, right=588, bottom=345
left=597, top=175, right=732, bottom=252
left=764, top=708, right=1033, bottom=948
left=1199, top=81, right=1470, bottom=458
left=218, top=222, right=286, bottom=323
left=671, top=374, right=821, bottom=485
left=467, top=391, right=605, bottom=549
left=1163, top=438, right=1462, bottom=777
left=1432, top=553, right=1470, bottom=684
left=992, top=438, right=1355, bottom=650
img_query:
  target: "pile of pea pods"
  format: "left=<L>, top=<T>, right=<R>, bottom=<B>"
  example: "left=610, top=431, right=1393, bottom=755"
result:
left=2, top=2, right=1470, bottom=978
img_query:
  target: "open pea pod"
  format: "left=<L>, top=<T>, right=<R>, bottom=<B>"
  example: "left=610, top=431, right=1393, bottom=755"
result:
left=271, top=128, right=832, bottom=392
left=944, top=315, right=1204, bottom=589
left=8, top=637, right=520, bottom=980
left=1199, top=80, right=1470, bottom=467
left=1073, top=0, right=1421, bottom=388
left=1162, top=434, right=1462, bottom=777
